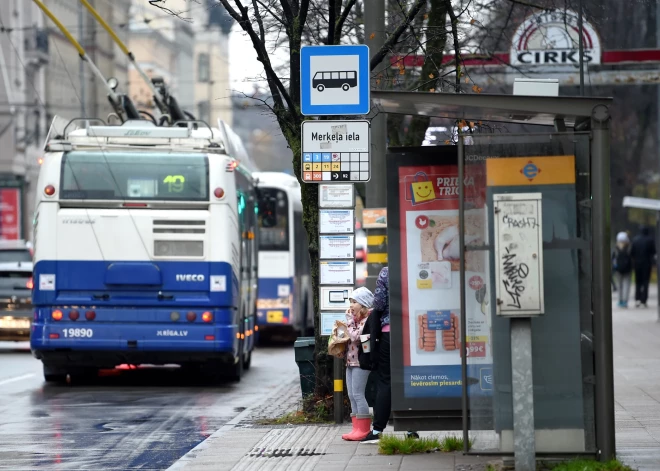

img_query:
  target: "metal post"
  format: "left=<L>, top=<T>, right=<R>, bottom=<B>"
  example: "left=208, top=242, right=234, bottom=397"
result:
left=364, top=0, right=387, bottom=292
left=656, top=0, right=660, bottom=321
left=577, top=0, right=585, bottom=96
left=511, top=318, right=536, bottom=471
left=333, top=356, right=344, bottom=424
left=591, top=104, right=615, bottom=461
left=458, top=137, right=470, bottom=452
left=78, top=1, right=85, bottom=116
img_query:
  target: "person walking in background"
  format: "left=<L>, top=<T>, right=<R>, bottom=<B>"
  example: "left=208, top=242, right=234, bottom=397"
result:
left=342, top=287, right=374, bottom=441
left=361, top=267, right=391, bottom=444
left=631, top=226, right=656, bottom=308
left=613, top=231, right=633, bottom=307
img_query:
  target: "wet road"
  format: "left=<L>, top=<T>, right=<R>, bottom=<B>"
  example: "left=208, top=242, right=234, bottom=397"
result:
left=0, top=341, right=297, bottom=470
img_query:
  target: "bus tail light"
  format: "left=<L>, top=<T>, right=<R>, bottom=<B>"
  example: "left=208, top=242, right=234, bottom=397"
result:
left=214, top=187, right=225, bottom=199
left=186, top=312, right=196, bottom=322
left=202, top=311, right=213, bottom=323
left=26, top=277, right=33, bottom=289
left=255, top=325, right=259, bottom=332
left=85, top=310, right=96, bottom=321
left=49, top=333, right=59, bottom=339
left=204, top=335, right=215, bottom=341
left=170, top=311, right=180, bottom=321
left=44, top=185, right=56, bottom=196
left=52, top=310, right=63, bottom=321
left=69, top=309, right=79, bottom=321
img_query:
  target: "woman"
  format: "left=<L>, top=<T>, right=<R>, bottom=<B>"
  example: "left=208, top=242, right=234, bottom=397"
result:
left=361, top=267, right=391, bottom=444
left=613, top=231, right=633, bottom=307
left=342, top=286, right=374, bottom=441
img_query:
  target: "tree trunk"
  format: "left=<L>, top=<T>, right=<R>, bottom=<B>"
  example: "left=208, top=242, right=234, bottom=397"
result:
left=403, top=0, right=448, bottom=146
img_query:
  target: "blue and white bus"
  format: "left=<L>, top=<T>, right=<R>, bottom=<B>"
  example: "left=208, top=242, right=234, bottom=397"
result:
left=253, top=172, right=312, bottom=339
left=30, top=118, right=259, bottom=382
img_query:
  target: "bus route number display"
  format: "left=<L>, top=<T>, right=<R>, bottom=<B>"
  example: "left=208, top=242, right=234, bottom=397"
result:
left=163, top=175, right=185, bottom=193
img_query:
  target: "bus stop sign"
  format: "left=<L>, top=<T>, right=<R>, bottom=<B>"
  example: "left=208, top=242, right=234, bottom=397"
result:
left=301, top=120, right=370, bottom=182
left=300, top=45, right=370, bottom=116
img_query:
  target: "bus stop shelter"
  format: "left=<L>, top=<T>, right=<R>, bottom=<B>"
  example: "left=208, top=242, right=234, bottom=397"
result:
left=371, top=90, right=614, bottom=462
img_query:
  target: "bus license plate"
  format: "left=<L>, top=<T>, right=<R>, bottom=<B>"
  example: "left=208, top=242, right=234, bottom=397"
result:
left=0, top=318, right=30, bottom=329
left=266, top=310, right=283, bottom=323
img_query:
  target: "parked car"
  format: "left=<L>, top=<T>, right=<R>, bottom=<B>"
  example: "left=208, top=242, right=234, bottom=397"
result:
left=0, top=262, right=33, bottom=341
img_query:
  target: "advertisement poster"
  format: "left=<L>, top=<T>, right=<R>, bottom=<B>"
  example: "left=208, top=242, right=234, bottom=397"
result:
left=397, top=163, right=493, bottom=400
left=0, top=188, right=21, bottom=240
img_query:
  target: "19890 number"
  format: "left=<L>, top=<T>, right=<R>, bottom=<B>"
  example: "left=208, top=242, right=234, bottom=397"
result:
left=62, top=328, right=93, bottom=338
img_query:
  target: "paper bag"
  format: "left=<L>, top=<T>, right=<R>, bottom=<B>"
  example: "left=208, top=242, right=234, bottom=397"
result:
left=328, top=320, right=350, bottom=358
left=410, top=171, right=435, bottom=205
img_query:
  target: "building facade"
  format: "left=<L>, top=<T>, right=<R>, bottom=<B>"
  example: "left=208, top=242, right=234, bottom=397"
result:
left=0, top=0, right=130, bottom=241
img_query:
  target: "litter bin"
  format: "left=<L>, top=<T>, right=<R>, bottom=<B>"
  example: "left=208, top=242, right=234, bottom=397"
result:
left=294, top=337, right=315, bottom=398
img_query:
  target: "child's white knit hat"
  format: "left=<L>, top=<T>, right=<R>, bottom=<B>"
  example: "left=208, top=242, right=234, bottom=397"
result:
left=351, top=286, right=374, bottom=308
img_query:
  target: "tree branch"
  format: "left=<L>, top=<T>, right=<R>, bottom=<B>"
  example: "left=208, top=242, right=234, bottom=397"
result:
left=444, top=0, right=462, bottom=93
left=335, top=0, right=356, bottom=41
left=217, top=0, right=297, bottom=127
left=369, top=0, right=426, bottom=71
left=327, top=0, right=337, bottom=45
left=504, top=0, right=546, bottom=9
left=252, top=0, right=266, bottom=42
left=279, top=0, right=294, bottom=25
left=255, top=0, right=285, bottom=25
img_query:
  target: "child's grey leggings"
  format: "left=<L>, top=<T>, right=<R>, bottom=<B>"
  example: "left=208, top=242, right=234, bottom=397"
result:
left=346, top=366, right=370, bottom=415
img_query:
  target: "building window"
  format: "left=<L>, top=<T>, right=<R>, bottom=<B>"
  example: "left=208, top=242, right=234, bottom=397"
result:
left=198, top=101, right=210, bottom=123
left=198, top=53, right=210, bottom=82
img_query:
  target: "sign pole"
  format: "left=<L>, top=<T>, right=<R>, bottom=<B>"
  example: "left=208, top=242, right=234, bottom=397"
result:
left=300, top=43, right=371, bottom=424
left=317, top=184, right=357, bottom=424
left=494, top=193, right=545, bottom=470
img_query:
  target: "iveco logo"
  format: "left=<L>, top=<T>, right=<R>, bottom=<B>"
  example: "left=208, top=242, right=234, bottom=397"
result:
left=125, top=130, right=150, bottom=136
left=62, top=219, right=96, bottom=224
left=176, top=274, right=205, bottom=282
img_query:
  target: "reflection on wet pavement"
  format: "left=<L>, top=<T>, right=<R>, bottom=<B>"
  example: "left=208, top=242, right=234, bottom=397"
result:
left=0, top=345, right=296, bottom=470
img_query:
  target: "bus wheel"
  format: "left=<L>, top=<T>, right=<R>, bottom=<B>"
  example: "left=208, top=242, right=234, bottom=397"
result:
left=227, top=343, right=244, bottom=382
left=342, top=83, right=350, bottom=91
left=43, top=365, right=66, bottom=384
left=316, top=84, right=325, bottom=92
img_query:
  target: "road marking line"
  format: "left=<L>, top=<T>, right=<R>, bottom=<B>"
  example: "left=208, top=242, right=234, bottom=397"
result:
left=0, top=373, right=35, bottom=386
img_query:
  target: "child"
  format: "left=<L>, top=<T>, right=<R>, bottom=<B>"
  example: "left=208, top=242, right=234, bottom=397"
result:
left=342, top=286, right=374, bottom=441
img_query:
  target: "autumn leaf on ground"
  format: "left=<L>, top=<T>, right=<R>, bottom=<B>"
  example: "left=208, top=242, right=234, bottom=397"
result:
left=444, top=140, right=451, bottom=145
left=471, top=84, right=483, bottom=93
left=470, top=18, right=476, bottom=24
left=369, top=32, right=376, bottom=40
left=399, top=68, right=405, bottom=75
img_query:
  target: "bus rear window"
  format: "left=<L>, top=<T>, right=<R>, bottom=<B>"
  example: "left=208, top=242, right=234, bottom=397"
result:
left=257, top=188, right=289, bottom=251
left=60, top=151, right=209, bottom=201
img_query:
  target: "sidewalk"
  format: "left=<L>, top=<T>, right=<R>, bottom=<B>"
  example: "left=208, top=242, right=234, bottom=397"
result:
left=168, top=287, right=660, bottom=471
left=613, top=285, right=660, bottom=471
